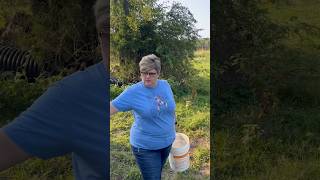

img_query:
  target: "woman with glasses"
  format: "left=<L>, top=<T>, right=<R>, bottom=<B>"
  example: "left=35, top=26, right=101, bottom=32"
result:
left=110, top=54, right=176, bottom=180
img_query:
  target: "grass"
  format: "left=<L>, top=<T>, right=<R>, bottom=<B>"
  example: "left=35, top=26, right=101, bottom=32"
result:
left=213, top=1, right=320, bottom=179
left=213, top=105, right=320, bottom=179
left=110, top=49, right=210, bottom=179
left=262, top=0, right=320, bottom=51
left=0, top=156, right=73, bottom=179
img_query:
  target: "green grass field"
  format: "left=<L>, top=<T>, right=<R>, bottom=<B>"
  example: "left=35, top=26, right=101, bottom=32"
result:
left=110, top=50, right=210, bottom=180
left=213, top=1, right=320, bottom=179
left=262, top=0, right=320, bottom=51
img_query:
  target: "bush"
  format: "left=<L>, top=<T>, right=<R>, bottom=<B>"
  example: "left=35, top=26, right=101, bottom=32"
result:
left=110, top=84, right=129, bottom=99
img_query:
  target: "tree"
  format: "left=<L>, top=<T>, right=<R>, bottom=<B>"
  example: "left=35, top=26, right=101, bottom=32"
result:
left=212, top=0, right=320, bottom=117
left=110, top=0, right=199, bottom=83
left=212, top=0, right=287, bottom=114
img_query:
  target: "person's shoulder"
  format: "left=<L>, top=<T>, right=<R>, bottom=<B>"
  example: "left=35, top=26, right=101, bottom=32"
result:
left=125, top=81, right=143, bottom=91
left=158, top=79, right=170, bottom=87
left=58, top=62, right=106, bottom=89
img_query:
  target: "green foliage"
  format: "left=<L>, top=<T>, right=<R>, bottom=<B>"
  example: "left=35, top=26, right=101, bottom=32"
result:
left=0, top=0, right=100, bottom=71
left=213, top=0, right=320, bottom=116
left=213, top=106, right=320, bottom=179
left=213, top=0, right=287, bottom=114
left=213, top=1, right=320, bottom=179
left=111, top=0, right=199, bottom=83
left=0, top=1, right=31, bottom=36
left=196, top=38, right=210, bottom=50
left=192, top=147, right=210, bottom=170
left=110, top=84, right=128, bottom=99
left=0, top=73, right=62, bottom=125
left=111, top=62, right=139, bottom=84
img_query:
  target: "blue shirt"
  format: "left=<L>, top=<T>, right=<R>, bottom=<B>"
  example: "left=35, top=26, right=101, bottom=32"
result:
left=111, top=80, right=176, bottom=150
left=2, top=62, right=109, bottom=180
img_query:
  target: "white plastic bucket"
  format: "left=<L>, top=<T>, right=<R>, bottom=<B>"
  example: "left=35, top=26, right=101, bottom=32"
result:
left=169, top=133, right=190, bottom=172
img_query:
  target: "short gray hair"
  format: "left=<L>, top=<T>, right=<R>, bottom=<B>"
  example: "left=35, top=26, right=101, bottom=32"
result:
left=139, top=54, right=161, bottom=73
left=94, top=0, right=108, bottom=32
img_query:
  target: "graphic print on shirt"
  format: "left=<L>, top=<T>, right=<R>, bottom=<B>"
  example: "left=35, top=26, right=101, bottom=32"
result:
left=154, top=95, right=168, bottom=111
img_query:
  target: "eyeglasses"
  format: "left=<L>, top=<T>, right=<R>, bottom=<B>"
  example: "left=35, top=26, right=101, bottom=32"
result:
left=140, top=71, right=157, bottom=76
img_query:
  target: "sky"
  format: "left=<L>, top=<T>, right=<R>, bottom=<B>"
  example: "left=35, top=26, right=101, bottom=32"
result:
left=157, top=0, right=210, bottom=38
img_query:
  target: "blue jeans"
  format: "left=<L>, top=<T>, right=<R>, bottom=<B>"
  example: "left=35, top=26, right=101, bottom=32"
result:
left=131, top=144, right=172, bottom=180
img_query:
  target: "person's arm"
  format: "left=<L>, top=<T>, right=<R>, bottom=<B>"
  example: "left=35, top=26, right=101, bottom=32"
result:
left=0, top=130, right=31, bottom=171
left=110, top=86, right=134, bottom=116
left=110, top=102, right=119, bottom=116
left=165, top=80, right=177, bottom=125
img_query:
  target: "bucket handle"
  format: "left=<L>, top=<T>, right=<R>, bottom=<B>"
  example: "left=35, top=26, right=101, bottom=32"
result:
left=173, top=152, right=190, bottom=159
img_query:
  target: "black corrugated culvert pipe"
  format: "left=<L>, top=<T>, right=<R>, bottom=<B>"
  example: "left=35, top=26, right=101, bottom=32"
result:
left=0, top=45, right=39, bottom=79
left=0, top=45, right=121, bottom=85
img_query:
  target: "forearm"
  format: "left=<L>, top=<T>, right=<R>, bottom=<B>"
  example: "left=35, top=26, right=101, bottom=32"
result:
left=110, top=102, right=119, bottom=116
left=0, top=130, right=31, bottom=171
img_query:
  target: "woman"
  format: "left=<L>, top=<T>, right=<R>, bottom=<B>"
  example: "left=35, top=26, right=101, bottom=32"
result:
left=110, top=54, right=176, bottom=180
